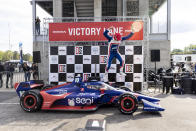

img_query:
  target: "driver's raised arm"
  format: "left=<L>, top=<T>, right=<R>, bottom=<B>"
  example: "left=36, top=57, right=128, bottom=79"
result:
left=103, top=26, right=113, bottom=42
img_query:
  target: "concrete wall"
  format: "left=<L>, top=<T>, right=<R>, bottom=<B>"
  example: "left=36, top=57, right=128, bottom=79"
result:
left=117, top=0, right=123, bottom=16
left=139, top=0, right=149, bottom=16
left=53, top=0, right=62, bottom=17
left=33, top=41, right=49, bottom=84
left=148, top=40, right=171, bottom=71
left=94, top=0, right=101, bottom=18
left=94, top=0, right=101, bottom=21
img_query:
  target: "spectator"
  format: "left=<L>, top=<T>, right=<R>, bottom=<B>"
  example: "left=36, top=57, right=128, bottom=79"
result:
left=23, top=63, right=31, bottom=82
left=0, top=62, right=4, bottom=88
left=35, top=16, right=41, bottom=35
left=6, top=63, right=15, bottom=88
left=31, top=63, right=38, bottom=80
left=195, top=63, right=196, bottom=72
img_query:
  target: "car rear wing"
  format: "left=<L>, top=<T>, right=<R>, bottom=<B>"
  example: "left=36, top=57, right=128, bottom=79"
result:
left=14, top=80, right=44, bottom=97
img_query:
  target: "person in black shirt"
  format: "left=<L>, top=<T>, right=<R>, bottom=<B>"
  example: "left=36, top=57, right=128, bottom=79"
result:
left=6, top=63, right=15, bottom=88
left=35, top=16, right=41, bottom=35
left=0, top=62, right=4, bottom=88
left=23, top=63, right=31, bottom=82
left=31, top=63, right=38, bottom=80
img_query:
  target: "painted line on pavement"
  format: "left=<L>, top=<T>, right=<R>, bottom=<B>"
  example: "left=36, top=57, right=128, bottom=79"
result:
left=0, top=103, right=19, bottom=105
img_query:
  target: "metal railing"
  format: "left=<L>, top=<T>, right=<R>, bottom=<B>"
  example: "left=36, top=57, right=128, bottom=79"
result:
left=0, top=71, right=35, bottom=88
left=40, top=16, right=149, bottom=39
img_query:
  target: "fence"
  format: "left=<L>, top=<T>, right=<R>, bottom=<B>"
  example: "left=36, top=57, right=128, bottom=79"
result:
left=0, top=71, right=34, bottom=88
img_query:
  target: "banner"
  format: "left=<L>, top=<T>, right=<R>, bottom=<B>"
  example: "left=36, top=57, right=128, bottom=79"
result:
left=49, top=21, right=143, bottom=42
left=19, top=42, right=23, bottom=64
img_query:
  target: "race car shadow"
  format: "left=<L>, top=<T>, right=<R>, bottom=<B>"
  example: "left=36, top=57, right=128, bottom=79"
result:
left=130, top=112, right=163, bottom=120
left=154, top=93, right=170, bottom=98
left=101, top=107, right=163, bottom=123
left=173, top=94, right=196, bottom=99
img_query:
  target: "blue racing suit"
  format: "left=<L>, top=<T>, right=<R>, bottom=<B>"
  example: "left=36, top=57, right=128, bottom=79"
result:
left=103, top=30, right=134, bottom=72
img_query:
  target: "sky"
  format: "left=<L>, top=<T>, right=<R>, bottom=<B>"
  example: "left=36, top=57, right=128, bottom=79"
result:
left=0, top=0, right=196, bottom=54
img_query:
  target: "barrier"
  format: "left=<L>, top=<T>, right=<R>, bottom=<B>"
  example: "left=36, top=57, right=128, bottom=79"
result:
left=0, top=71, right=34, bottom=88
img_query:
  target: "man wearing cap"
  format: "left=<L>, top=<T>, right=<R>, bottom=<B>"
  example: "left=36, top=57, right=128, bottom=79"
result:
left=103, top=26, right=135, bottom=76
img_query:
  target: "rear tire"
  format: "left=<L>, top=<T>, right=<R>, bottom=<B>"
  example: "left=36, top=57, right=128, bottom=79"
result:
left=20, top=90, right=42, bottom=112
left=118, top=94, right=138, bottom=115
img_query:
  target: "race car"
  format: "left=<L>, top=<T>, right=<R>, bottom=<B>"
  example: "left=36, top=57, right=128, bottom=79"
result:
left=14, top=76, right=165, bottom=114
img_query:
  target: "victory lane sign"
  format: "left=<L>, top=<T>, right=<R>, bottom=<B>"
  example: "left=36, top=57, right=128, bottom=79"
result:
left=49, top=21, right=143, bottom=41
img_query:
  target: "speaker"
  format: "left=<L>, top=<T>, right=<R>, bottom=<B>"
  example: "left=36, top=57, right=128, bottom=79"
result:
left=185, top=56, right=191, bottom=61
left=33, top=51, right=41, bottom=63
left=151, top=50, right=160, bottom=62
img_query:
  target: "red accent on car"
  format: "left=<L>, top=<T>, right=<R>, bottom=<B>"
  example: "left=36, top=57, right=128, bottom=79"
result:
left=43, top=105, right=97, bottom=111
left=100, top=88, right=105, bottom=94
left=23, top=95, right=36, bottom=109
left=14, top=83, right=19, bottom=90
left=30, top=84, right=43, bottom=89
left=80, top=88, right=84, bottom=92
left=40, top=91, right=72, bottom=109
left=42, top=83, right=69, bottom=91
left=109, top=96, right=119, bottom=104
left=121, top=97, right=135, bottom=111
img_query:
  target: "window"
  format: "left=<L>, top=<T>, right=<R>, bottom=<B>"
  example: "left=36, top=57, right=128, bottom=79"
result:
left=149, top=0, right=168, bottom=33
left=127, top=0, right=139, bottom=16
left=62, top=0, right=74, bottom=17
left=102, top=0, right=117, bottom=16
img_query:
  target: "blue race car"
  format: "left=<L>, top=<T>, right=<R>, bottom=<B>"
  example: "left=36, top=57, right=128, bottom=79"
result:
left=14, top=76, right=165, bottom=115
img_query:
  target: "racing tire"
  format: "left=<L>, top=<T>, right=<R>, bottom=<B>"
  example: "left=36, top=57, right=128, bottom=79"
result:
left=118, top=94, right=138, bottom=115
left=20, top=90, right=42, bottom=112
left=119, top=86, right=132, bottom=92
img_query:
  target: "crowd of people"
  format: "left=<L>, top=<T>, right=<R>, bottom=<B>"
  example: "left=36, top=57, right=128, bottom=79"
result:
left=171, top=62, right=196, bottom=74
left=0, top=62, right=38, bottom=88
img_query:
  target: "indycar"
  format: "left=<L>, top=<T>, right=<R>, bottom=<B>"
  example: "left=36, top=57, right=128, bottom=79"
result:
left=14, top=76, right=165, bottom=114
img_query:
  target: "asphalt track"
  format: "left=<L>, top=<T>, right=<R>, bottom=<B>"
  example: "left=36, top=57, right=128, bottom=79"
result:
left=0, top=89, right=196, bottom=131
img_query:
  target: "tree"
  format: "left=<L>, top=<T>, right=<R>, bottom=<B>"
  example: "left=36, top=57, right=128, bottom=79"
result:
left=23, top=53, right=32, bottom=61
left=13, top=51, right=20, bottom=60
left=2, top=50, right=13, bottom=61
left=0, top=51, right=4, bottom=61
left=171, top=48, right=183, bottom=54
left=184, top=44, right=196, bottom=54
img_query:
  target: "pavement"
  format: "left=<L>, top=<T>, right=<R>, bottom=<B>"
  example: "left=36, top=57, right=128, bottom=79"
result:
left=0, top=87, right=196, bottom=131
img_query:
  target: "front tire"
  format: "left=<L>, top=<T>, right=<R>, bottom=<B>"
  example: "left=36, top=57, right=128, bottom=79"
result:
left=20, top=90, right=42, bottom=112
left=118, top=94, right=138, bottom=115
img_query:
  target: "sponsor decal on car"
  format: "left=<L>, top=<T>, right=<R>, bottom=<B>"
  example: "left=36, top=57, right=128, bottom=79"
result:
left=19, top=91, right=25, bottom=97
left=68, top=97, right=94, bottom=105
left=77, top=93, right=96, bottom=96
left=76, top=97, right=94, bottom=105
left=68, top=98, right=75, bottom=106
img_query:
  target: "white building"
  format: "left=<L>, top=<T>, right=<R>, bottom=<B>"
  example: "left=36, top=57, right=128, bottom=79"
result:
left=31, top=0, right=171, bottom=86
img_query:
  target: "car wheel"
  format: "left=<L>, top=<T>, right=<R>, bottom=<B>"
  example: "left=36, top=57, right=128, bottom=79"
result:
left=118, top=94, right=138, bottom=115
left=20, top=90, right=42, bottom=112
left=119, top=86, right=132, bottom=92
